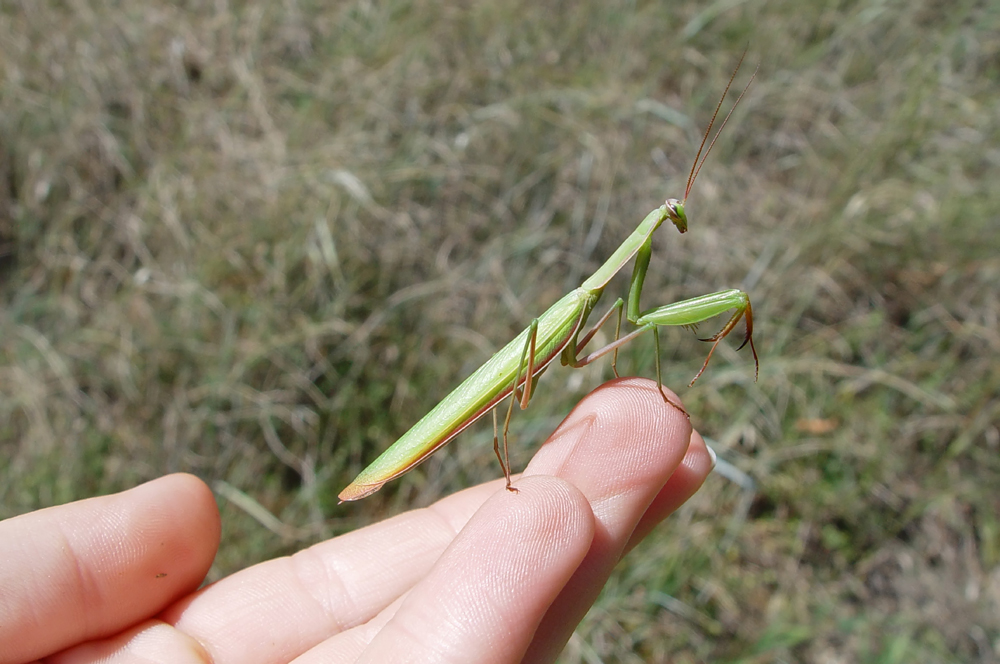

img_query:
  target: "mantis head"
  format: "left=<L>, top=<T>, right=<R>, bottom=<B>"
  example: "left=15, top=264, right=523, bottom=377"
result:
left=664, top=198, right=688, bottom=234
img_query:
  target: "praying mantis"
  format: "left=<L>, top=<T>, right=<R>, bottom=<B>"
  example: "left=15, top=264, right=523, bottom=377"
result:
left=339, top=56, right=759, bottom=502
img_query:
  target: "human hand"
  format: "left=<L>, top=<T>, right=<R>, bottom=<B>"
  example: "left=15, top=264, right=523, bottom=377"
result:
left=1, top=377, right=714, bottom=663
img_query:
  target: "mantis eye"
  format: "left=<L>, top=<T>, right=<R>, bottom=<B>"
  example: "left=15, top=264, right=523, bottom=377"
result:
left=664, top=198, right=688, bottom=233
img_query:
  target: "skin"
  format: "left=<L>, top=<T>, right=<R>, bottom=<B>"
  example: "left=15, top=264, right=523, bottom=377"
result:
left=0, top=378, right=713, bottom=664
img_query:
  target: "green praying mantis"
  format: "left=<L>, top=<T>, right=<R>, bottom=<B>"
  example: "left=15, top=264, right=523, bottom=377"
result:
left=339, top=56, right=759, bottom=503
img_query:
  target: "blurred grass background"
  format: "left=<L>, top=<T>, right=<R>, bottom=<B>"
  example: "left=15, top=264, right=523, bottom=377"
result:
left=2, top=0, right=999, bottom=661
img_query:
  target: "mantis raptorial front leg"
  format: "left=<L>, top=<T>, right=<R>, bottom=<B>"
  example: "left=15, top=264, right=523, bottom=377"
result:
left=571, top=289, right=757, bottom=414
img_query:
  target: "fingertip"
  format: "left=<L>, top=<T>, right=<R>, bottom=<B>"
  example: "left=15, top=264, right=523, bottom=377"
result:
left=706, top=439, right=718, bottom=470
left=681, top=430, right=715, bottom=482
left=442, top=474, right=596, bottom=577
left=143, top=474, right=221, bottom=553
left=165, top=472, right=217, bottom=506
left=523, top=376, right=693, bottom=509
left=0, top=474, right=221, bottom=663
left=491, top=474, right=596, bottom=546
left=623, top=428, right=714, bottom=555
left=123, top=474, right=220, bottom=597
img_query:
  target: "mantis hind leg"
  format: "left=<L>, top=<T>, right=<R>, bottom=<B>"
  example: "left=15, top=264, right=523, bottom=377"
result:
left=492, top=408, right=507, bottom=489
left=612, top=302, right=623, bottom=378
left=497, top=318, right=540, bottom=493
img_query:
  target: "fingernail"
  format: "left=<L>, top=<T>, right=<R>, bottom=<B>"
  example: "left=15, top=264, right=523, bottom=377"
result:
left=706, top=443, right=717, bottom=470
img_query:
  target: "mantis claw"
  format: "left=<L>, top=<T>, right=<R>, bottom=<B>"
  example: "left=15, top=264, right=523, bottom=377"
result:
left=657, top=385, right=691, bottom=419
left=690, top=296, right=758, bottom=385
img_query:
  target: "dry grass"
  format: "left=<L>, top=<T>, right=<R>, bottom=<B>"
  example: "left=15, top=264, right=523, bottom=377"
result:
left=2, top=0, right=998, bottom=661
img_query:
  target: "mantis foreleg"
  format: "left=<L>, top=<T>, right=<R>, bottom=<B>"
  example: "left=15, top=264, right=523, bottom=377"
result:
left=571, top=289, right=757, bottom=393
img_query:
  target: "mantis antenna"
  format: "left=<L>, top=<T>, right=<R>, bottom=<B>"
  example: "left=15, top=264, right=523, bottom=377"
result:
left=684, top=50, right=759, bottom=202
